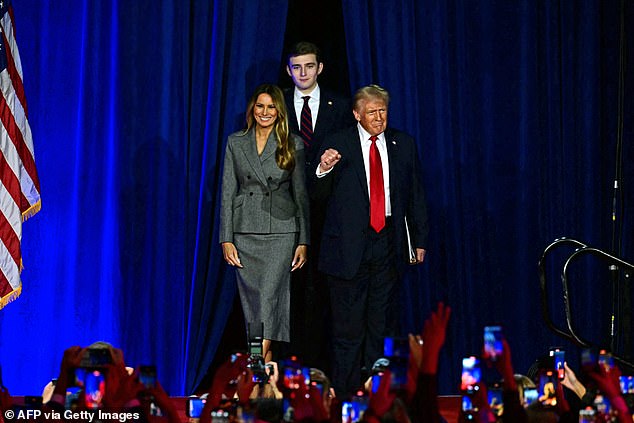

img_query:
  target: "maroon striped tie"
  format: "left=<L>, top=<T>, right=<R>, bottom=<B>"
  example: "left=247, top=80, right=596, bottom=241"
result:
left=300, top=96, right=313, bottom=146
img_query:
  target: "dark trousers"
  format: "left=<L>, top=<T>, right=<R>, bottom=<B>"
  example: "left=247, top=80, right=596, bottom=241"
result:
left=327, top=219, right=398, bottom=398
left=286, top=202, right=331, bottom=373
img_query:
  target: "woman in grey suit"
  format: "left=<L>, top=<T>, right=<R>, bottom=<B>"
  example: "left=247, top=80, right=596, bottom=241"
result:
left=220, top=84, right=309, bottom=360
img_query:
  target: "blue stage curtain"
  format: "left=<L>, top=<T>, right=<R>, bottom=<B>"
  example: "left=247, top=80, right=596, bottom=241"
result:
left=342, top=0, right=633, bottom=392
left=0, top=0, right=287, bottom=395
left=183, top=0, right=289, bottom=394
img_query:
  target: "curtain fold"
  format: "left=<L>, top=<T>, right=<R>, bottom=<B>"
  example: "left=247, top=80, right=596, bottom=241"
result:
left=184, top=0, right=289, bottom=394
left=342, top=0, right=633, bottom=392
left=1, top=0, right=288, bottom=395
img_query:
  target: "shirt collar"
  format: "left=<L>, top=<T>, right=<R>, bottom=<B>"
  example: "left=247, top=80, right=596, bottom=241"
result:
left=294, top=84, right=320, bottom=102
left=357, top=123, right=385, bottom=145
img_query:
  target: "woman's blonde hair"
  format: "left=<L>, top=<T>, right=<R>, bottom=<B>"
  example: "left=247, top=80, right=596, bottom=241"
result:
left=244, top=84, right=295, bottom=170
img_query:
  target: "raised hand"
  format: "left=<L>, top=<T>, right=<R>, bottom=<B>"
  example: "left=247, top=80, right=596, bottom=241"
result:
left=318, top=149, right=341, bottom=173
left=420, top=302, right=451, bottom=374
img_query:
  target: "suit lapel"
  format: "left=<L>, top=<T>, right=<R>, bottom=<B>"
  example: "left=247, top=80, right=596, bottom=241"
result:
left=313, top=95, right=334, bottom=140
left=285, top=90, right=299, bottom=133
left=343, top=126, right=370, bottom=204
left=260, top=131, right=277, bottom=163
left=239, top=129, right=270, bottom=186
left=385, top=128, right=400, bottom=206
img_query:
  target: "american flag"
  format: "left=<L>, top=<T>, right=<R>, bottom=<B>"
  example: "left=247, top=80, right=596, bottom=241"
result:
left=0, top=0, right=41, bottom=309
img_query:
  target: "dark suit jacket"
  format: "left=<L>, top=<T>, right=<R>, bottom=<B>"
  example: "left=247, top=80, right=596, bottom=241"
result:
left=284, top=87, right=353, bottom=173
left=312, top=125, right=429, bottom=280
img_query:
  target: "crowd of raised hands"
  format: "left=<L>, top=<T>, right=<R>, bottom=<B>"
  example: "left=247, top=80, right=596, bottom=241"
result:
left=0, top=344, right=181, bottom=423
left=1, top=301, right=633, bottom=423
left=458, top=330, right=634, bottom=423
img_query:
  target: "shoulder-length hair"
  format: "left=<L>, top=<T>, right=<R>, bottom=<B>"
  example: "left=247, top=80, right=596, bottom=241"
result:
left=244, top=84, right=295, bottom=171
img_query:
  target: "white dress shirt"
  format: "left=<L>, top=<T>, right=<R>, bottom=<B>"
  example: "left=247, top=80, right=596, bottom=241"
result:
left=315, top=124, right=391, bottom=217
left=293, top=84, right=320, bottom=129
left=357, top=124, right=391, bottom=217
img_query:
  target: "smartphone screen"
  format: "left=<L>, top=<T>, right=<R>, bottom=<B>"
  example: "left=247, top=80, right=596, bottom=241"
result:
left=187, top=397, right=205, bottom=418
left=384, top=337, right=409, bottom=391
left=65, top=386, right=81, bottom=409
left=282, top=364, right=310, bottom=390
left=340, top=401, right=351, bottom=423
left=462, top=395, right=474, bottom=412
left=488, top=388, right=504, bottom=416
left=598, top=350, right=614, bottom=371
left=139, top=365, right=157, bottom=388
left=371, top=373, right=382, bottom=394
left=483, top=326, right=503, bottom=361
left=594, top=393, right=611, bottom=415
left=383, top=337, right=409, bottom=358
left=523, top=388, right=538, bottom=407
left=549, top=349, right=565, bottom=380
left=83, top=369, right=106, bottom=409
left=461, top=356, right=481, bottom=392
left=352, top=395, right=368, bottom=422
left=620, top=376, right=634, bottom=394
left=538, top=371, right=557, bottom=407
left=389, top=359, right=408, bottom=391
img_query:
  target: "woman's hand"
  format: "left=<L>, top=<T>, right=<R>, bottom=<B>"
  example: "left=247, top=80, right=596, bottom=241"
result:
left=291, top=245, right=307, bottom=272
left=222, top=242, right=243, bottom=268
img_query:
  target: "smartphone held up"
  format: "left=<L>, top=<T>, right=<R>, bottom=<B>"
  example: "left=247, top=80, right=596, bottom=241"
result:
left=483, top=326, right=503, bottom=361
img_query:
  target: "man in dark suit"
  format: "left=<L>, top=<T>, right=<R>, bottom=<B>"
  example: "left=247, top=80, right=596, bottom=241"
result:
left=283, top=42, right=353, bottom=372
left=313, top=84, right=429, bottom=397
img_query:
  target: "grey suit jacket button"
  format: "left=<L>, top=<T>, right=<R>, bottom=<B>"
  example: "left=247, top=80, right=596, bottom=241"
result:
left=267, top=176, right=272, bottom=181
left=247, top=175, right=251, bottom=179
left=265, top=193, right=270, bottom=196
left=249, top=192, right=253, bottom=196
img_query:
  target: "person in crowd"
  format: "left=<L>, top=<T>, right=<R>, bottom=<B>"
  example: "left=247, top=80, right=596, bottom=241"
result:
left=42, top=344, right=180, bottom=423
left=312, top=84, right=429, bottom=397
left=362, top=302, right=450, bottom=423
left=42, top=341, right=135, bottom=403
left=220, top=84, right=310, bottom=361
left=283, top=41, right=353, bottom=372
left=248, top=361, right=283, bottom=400
left=459, top=339, right=563, bottom=423
left=581, top=355, right=633, bottom=423
left=309, top=368, right=336, bottom=420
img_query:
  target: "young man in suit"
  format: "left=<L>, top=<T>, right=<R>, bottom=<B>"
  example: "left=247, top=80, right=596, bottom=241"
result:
left=285, top=41, right=352, bottom=173
left=314, top=84, right=429, bottom=397
left=284, top=42, right=353, bottom=373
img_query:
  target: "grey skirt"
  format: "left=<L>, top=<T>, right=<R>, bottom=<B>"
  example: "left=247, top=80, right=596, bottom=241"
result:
left=234, top=232, right=297, bottom=342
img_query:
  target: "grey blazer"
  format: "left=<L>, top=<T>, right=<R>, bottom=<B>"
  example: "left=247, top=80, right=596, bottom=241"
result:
left=219, top=129, right=309, bottom=245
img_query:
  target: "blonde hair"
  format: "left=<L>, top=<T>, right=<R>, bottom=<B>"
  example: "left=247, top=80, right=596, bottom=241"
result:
left=353, top=84, right=390, bottom=111
left=244, top=84, right=295, bottom=171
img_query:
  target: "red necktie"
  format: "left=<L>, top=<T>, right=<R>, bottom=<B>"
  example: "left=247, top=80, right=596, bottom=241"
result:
left=300, top=96, right=313, bottom=146
left=369, top=135, right=385, bottom=232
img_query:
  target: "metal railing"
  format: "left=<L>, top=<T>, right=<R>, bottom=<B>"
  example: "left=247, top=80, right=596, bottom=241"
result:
left=538, top=237, right=634, bottom=370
